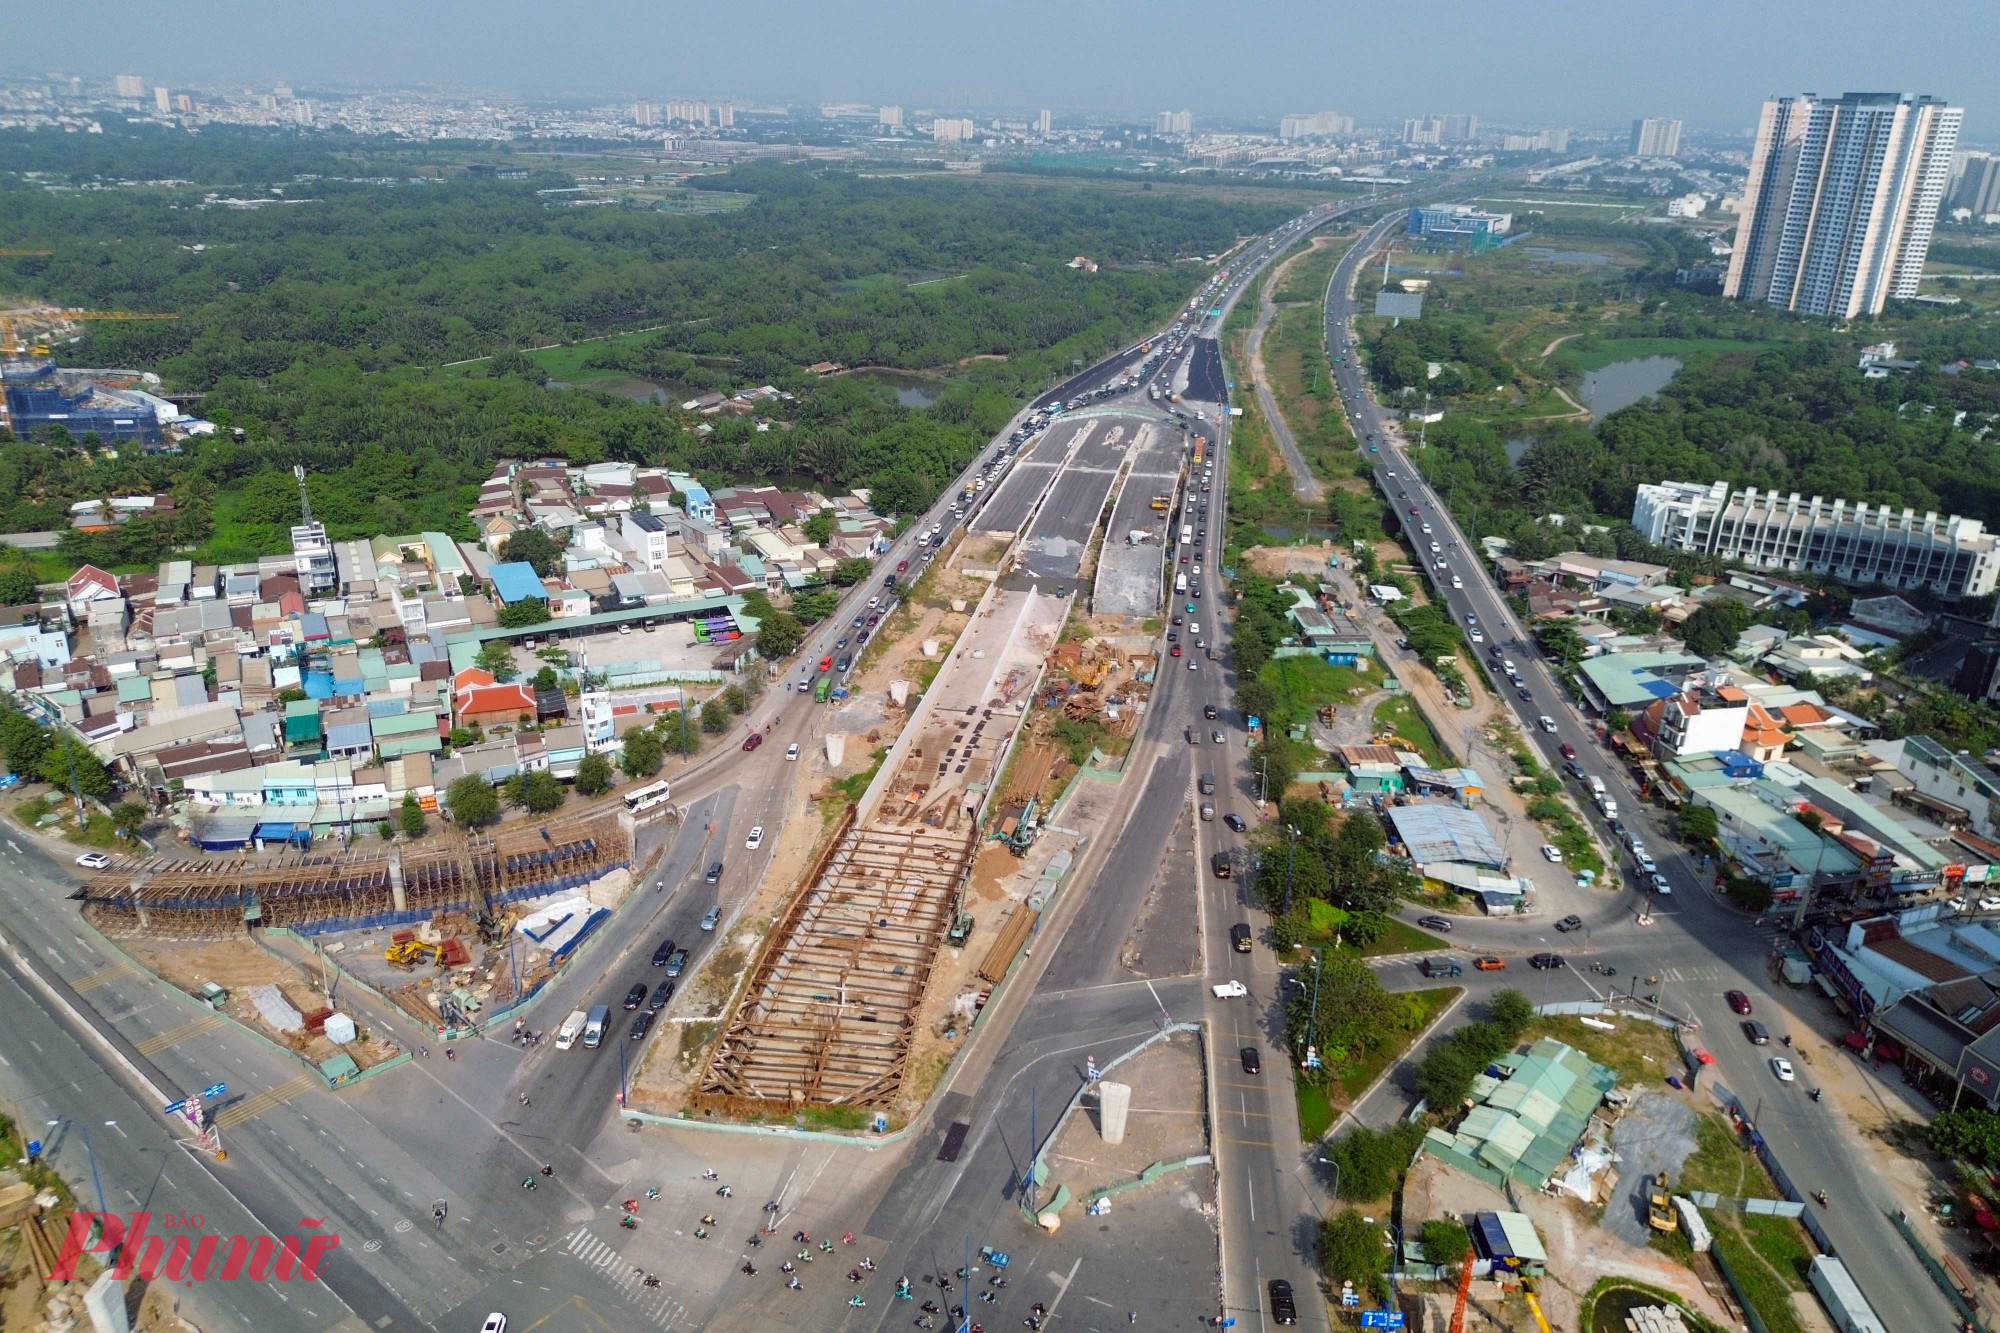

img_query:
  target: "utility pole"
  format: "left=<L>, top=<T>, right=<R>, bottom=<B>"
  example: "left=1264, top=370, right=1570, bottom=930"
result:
left=1280, top=824, right=1301, bottom=916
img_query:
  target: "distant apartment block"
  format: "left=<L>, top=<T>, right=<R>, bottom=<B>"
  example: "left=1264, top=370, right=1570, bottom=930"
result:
left=1502, top=128, right=1570, bottom=153
left=878, top=105, right=903, bottom=128
left=1280, top=110, right=1351, bottom=140
left=1036, top=108, right=1052, bottom=137
left=1632, top=480, right=2000, bottom=597
left=633, top=100, right=654, bottom=127
left=664, top=98, right=712, bottom=127
left=1629, top=117, right=1682, bottom=157
left=1153, top=109, right=1193, bottom=136
left=1953, top=151, right=2000, bottom=219
left=153, top=86, right=171, bottom=116
left=1405, top=113, right=1477, bottom=147
left=931, top=118, right=975, bottom=143
left=114, top=74, right=145, bottom=100
left=1725, top=92, right=1961, bottom=318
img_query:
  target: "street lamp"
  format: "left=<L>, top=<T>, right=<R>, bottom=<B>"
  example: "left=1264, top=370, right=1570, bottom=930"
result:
left=1280, top=824, right=1301, bottom=916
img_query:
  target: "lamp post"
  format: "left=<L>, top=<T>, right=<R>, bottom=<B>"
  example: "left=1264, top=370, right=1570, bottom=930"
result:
left=1305, top=948, right=1326, bottom=1057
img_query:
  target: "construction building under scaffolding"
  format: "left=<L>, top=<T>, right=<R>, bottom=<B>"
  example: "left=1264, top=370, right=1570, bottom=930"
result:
left=76, top=807, right=634, bottom=938
left=697, top=586, right=1060, bottom=1112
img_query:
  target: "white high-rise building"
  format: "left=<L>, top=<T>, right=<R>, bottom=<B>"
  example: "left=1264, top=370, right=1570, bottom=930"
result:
left=878, top=105, right=903, bottom=128
left=1725, top=92, right=1962, bottom=319
left=717, top=101, right=734, bottom=129
left=1629, top=117, right=1683, bottom=157
left=293, top=100, right=314, bottom=126
left=153, top=86, right=171, bottom=116
left=1153, top=110, right=1192, bottom=136
left=113, top=74, right=144, bottom=100
left=931, top=118, right=975, bottom=143
left=1952, top=151, right=2000, bottom=218
left=1036, top=108, right=1052, bottom=137
left=633, top=100, right=654, bottom=127
left=1632, top=480, right=2000, bottom=597
left=1280, top=111, right=1351, bottom=140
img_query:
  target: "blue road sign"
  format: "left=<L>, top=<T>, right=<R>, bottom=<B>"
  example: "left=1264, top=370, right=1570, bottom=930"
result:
left=201, top=1082, right=226, bottom=1100
left=161, top=1099, right=187, bottom=1116
left=1342, top=1289, right=1360, bottom=1307
left=1360, top=1313, right=1404, bottom=1329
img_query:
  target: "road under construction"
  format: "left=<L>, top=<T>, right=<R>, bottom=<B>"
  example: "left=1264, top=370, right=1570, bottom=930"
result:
left=696, top=581, right=1067, bottom=1112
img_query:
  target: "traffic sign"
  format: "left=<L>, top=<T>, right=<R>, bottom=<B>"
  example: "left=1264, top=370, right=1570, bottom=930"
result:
left=1360, top=1313, right=1404, bottom=1329
left=200, top=1082, right=226, bottom=1100
left=1341, top=1289, right=1360, bottom=1307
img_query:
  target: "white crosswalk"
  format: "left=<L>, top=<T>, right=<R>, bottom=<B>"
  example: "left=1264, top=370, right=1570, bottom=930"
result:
left=562, top=1226, right=686, bottom=1328
left=1659, top=964, right=1726, bottom=984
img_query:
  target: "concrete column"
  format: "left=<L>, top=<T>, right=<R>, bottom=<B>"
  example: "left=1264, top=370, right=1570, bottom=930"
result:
left=83, top=1274, right=130, bottom=1333
left=388, top=849, right=406, bottom=913
left=1097, top=1080, right=1131, bottom=1145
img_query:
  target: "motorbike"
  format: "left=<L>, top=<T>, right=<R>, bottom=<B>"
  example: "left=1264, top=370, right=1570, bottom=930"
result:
left=619, top=1216, right=638, bottom=1230
left=1813, top=1189, right=1829, bottom=1207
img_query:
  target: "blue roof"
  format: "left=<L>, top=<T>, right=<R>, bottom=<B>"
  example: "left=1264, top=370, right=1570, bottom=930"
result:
left=489, top=561, right=546, bottom=605
left=326, top=722, right=375, bottom=750
left=303, top=669, right=335, bottom=700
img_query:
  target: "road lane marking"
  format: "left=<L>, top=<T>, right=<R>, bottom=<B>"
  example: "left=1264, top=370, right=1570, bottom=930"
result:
left=135, top=1013, right=223, bottom=1055
left=213, top=1073, right=318, bottom=1129
left=72, top=961, right=132, bottom=991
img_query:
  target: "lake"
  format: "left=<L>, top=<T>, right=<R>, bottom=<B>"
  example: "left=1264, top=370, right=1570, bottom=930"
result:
left=847, top=368, right=948, bottom=408
left=1578, top=355, right=1682, bottom=417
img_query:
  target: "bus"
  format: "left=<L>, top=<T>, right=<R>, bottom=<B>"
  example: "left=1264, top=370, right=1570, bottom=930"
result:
left=813, top=677, right=832, bottom=703
left=1192, top=438, right=1206, bottom=467
left=623, top=780, right=672, bottom=815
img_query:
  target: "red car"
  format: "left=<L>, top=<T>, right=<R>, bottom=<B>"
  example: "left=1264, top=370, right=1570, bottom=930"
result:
left=741, top=733, right=763, bottom=751
left=896, top=559, right=909, bottom=572
left=818, top=655, right=833, bottom=673
left=1726, top=990, right=1752, bottom=1015
left=1559, top=742, right=1577, bottom=760
left=1170, top=644, right=1182, bottom=658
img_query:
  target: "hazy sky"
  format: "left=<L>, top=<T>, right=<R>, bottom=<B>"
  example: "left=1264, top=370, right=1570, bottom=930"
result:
left=12, top=0, right=1998, bottom=137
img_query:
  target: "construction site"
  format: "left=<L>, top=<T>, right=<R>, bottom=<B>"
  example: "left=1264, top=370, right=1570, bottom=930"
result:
left=693, top=581, right=1068, bottom=1115
left=74, top=805, right=641, bottom=1034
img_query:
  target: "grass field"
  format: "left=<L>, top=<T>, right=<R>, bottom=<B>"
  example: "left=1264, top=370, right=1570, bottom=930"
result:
left=1262, top=655, right=1376, bottom=725
left=1360, top=917, right=1449, bottom=958
left=1554, top=335, right=1773, bottom=374
left=1672, top=1112, right=1811, bottom=1333
left=1295, top=984, right=1458, bottom=1136
left=442, top=324, right=677, bottom=378
left=1371, top=695, right=1450, bottom=767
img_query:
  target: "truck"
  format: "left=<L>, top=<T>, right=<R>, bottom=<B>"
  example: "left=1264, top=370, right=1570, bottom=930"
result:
left=555, top=1009, right=589, bottom=1050
left=581, top=1004, right=610, bottom=1049
left=1420, top=957, right=1463, bottom=978
left=813, top=677, right=832, bottom=703
left=1175, top=572, right=1188, bottom=594
left=1598, top=795, right=1618, bottom=819
left=1806, top=1256, right=1887, bottom=1333
left=1150, top=494, right=1170, bottom=512
left=1181, top=525, right=1194, bottom=544
left=1587, top=775, right=1606, bottom=797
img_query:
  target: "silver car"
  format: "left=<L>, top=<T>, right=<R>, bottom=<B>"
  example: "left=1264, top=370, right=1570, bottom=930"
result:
left=700, top=905, right=722, bottom=932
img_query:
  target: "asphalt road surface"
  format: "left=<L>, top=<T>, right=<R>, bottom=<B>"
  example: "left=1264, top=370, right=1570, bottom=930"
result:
left=1184, top=336, right=1227, bottom=403
left=1322, top=209, right=1963, bottom=1333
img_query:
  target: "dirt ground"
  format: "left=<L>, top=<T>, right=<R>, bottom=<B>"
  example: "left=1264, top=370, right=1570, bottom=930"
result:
left=1241, top=542, right=1341, bottom=580
left=1402, top=1154, right=1735, bottom=1332
left=119, top=937, right=403, bottom=1072
left=1048, top=1030, right=1208, bottom=1198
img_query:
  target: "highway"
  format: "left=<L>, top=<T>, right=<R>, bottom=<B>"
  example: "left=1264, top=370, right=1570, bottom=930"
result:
left=1320, top=211, right=1964, bottom=1331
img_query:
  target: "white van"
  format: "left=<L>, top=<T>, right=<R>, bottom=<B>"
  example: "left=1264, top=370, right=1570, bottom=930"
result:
left=582, top=1004, right=610, bottom=1050
left=555, top=1009, right=589, bottom=1051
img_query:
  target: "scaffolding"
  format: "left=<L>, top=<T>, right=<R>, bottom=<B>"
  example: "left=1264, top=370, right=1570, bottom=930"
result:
left=78, top=807, right=634, bottom=939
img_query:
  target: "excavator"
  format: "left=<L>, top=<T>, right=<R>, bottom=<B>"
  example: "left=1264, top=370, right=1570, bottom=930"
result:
left=1648, top=1171, right=1678, bottom=1233
left=385, top=940, right=441, bottom=971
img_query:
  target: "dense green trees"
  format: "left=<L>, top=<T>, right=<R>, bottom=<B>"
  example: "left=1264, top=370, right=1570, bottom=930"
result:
left=574, top=752, right=613, bottom=797
left=399, top=792, right=426, bottom=839
left=1676, top=600, right=1751, bottom=657
left=496, top=599, right=552, bottom=629
left=0, top=134, right=1293, bottom=565
left=499, top=529, right=563, bottom=576
left=1413, top=989, right=1535, bottom=1110
left=445, top=775, right=500, bottom=826
left=619, top=726, right=664, bottom=777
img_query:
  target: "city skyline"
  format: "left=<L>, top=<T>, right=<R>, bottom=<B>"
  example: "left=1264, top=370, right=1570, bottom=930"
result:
left=4, top=0, right=1996, bottom=137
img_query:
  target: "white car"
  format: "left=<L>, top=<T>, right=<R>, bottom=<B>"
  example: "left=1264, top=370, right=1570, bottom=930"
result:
left=1540, top=844, right=1563, bottom=863
left=745, top=826, right=764, bottom=850
left=1189, top=622, right=1200, bottom=635
left=785, top=743, right=801, bottom=761
left=1451, top=577, right=1463, bottom=588
left=1770, top=1057, right=1795, bottom=1082
left=1650, top=873, right=1673, bottom=895
left=481, top=1317, right=507, bottom=1333
left=1470, top=632, right=1484, bottom=643
left=75, top=852, right=111, bottom=869
left=1211, top=980, right=1248, bottom=999
left=1981, top=897, right=2000, bottom=912
left=1538, top=715, right=1558, bottom=733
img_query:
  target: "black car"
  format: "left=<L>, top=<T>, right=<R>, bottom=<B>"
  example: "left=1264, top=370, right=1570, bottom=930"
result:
left=1204, top=704, right=1218, bottom=720
left=623, top=982, right=649, bottom=1010
left=1240, top=1046, right=1261, bottom=1075
left=1516, top=686, right=1534, bottom=701
left=1223, top=813, right=1247, bottom=833
left=1418, top=915, right=1452, bottom=932
left=1554, top=915, right=1584, bottom=932
left=666, top=949, right=690, bottom=978
left=1269, top=1279, right=1297, bottom=1325
left=647, top=980, right=675, bottom=1012
left=651, top=937, right=677, bottom=967
left=629, top=1010, right=657, bottom=1041
left=1528, top=952, right=1567, bottom=969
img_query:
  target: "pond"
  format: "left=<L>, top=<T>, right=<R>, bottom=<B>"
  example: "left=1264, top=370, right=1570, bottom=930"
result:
left=847, top=368, right=949, bottom=408
left=1579, top=355, right=1682, bottom=417
left=553, top=376, right=675, bottom=405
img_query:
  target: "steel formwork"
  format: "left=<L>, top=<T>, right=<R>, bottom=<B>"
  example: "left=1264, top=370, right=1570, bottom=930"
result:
left=78, top=807, right=633, bottom=938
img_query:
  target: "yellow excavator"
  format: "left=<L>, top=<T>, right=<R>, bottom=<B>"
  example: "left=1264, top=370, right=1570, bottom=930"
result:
left=385, top=940, right=441, bottom=971
left=1648, top=1171, right=1678, bottom=1233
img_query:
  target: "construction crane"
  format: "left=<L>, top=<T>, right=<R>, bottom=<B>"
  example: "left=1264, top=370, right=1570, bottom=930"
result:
left=1447, top=1246, right=1476, bottom=1333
